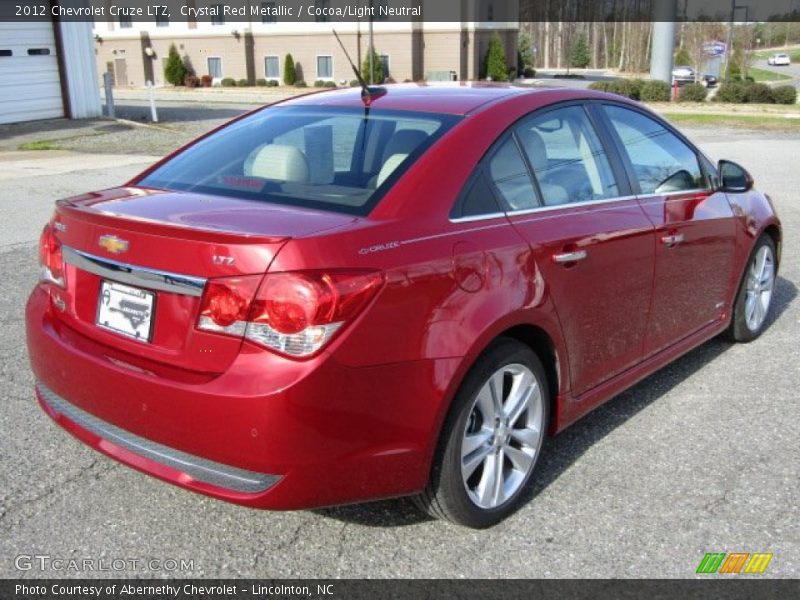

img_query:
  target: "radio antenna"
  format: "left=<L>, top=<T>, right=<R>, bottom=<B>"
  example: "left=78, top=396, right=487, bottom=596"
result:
left=332, top=30, right=386, bottom=105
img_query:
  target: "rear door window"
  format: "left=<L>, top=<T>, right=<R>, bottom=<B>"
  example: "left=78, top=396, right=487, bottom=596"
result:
left=515, top=105, right=620, bottom=206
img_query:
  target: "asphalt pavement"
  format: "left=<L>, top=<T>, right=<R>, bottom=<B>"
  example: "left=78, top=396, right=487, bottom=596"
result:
left=753, top=57, right=800, bottom=89
left=0, top=122, right=797, bottom=578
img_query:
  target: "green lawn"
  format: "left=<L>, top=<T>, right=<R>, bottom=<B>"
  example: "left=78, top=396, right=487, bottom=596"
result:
left=747, top=67, right=793, bottom=82
left=662, top=112, right=800, bottom=130
left=19, top=140, right=60, bottom=151
left=754, top=48, right=800, bottom=62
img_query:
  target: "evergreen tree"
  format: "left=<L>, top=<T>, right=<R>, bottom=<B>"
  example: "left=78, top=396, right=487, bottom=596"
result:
left=164, top=44, right=187, bottom=86
left=570, top=34, right=591, bottom=69
left=484, top=32, right=508, bottom=81
left=674, top=46, right=692, bottom=65
left=283, top=54, right=297, bottom=86
left=361, top=47, right=384, bottom=84
left=517, top=32, right=534, bottom=72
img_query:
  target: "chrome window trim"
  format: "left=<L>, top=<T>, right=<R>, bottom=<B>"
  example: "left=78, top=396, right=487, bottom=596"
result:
left=62, top=247, right=207, bottom=297
left=449, top=211, right=507, bottom=224
left=638, top=187, right=712, bottom=200
left=505, top=194, right=639, bottom=216
left=37, top=382, right=279, bottom=494
left=449, top=187, right=713, bottom=224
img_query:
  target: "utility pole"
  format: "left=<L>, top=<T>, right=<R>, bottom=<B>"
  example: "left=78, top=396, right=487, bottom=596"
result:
left=368, top=0, right=374, bottom=84
left=650, top=1, right=678, bottom=83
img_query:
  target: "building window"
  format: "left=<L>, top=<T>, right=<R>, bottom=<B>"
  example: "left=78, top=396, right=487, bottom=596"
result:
left=155, top=13, right=169, bottom=27
left=314, top=0, right=330, bottom=22
left=264, top=56, right=279, bottom=79
left=261, top=1, right=277, bottom=23
left=316, top=55, right=333, bottom=80
left=207, top=57, right=223, bottom=79
left=119, top=15, right=132, bottom=29
left=211, top=4, right=225, bottom=25
left=380, top=54, right=390, bottom=79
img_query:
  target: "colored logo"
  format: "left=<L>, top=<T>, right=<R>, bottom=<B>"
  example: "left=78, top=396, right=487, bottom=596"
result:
left=696, top=552, right=773, bottom=574
left=98, top=235, right=129, bottom=254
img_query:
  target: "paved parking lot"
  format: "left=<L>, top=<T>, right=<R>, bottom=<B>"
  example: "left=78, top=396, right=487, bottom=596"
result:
left=0, top=124, right=797, bottom=578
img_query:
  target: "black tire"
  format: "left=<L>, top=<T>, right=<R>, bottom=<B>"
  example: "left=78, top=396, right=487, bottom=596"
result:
left=728, top=234, right=777, bottom=343
left=414, top=338, right=550, bottom=528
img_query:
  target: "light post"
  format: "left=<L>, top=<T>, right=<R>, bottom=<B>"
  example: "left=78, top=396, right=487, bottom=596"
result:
left=368, top=0, right=374, bottom=84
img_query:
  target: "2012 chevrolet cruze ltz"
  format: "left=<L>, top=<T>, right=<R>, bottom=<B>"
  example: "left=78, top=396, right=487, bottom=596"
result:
left=26, top=84, right=781, bottom=528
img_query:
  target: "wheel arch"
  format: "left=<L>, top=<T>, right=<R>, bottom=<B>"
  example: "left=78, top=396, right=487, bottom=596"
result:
left=433, top=316, right=569, bottom=453
left=500, top=324, right=561, bottom=432
left=762, top=223, right=782, bottom=267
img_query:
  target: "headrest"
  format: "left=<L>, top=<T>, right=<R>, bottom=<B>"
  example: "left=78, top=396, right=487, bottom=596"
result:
left=244, top=144, right=309, bottom=182
left=382, top=129, right=428, bottom=162
left=516, top=128, right=548, bottom=173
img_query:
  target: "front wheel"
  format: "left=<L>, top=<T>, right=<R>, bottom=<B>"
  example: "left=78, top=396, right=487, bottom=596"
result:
left=728, top=234, right=777, bottom=342
left=415, top=339, right=549, bottom=528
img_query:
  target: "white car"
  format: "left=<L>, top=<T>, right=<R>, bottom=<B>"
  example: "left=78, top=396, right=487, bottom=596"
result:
left=672, top=65, right=695, bottom=81
left=768, top=54, right=791, bottom=66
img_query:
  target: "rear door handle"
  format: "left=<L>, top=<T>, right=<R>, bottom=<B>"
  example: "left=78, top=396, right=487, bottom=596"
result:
left=552, top=250, right=588, bottom=264
left=660, top=233, right=685, bottom=247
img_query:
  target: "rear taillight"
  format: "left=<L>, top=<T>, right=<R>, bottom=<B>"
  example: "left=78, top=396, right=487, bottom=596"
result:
left=197, top=271, right=383, bottom=357
left=38, top=224, right=65, bottom=288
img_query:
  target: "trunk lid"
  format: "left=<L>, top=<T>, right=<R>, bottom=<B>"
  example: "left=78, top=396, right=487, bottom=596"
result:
left=49, top=186, right=357, bottom=374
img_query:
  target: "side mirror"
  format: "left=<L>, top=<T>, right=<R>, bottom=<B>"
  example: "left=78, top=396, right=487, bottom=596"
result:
left=718, top=160, right=754, bottom=193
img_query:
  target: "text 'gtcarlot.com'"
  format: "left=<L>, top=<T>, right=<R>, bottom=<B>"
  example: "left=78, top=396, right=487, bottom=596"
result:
left=14, top=554, right=195, bottom=572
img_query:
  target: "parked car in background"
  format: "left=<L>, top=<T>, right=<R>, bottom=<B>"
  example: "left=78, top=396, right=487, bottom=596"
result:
left=768, top=53, right=791, bottom=66
left=27, top=84, right=782, bottom=528
left=672, top=65, right=695, bottom=83
left=672, top=66, right=717, bottom=87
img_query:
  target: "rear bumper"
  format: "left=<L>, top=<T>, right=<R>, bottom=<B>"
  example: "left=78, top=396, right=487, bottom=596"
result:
left=27, top=286, right=462, bottom=509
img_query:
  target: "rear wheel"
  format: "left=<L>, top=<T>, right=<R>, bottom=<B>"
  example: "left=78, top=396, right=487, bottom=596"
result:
left=415, top=339, right=549, bottom=528
left=728, top=235, right=777, bottom=342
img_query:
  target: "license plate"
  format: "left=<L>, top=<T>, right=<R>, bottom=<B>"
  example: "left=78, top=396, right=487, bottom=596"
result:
left=96, top=280, right=155, bottom=343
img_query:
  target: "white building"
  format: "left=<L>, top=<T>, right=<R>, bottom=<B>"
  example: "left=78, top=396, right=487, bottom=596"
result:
left=0, top=19, right=102, bottom=125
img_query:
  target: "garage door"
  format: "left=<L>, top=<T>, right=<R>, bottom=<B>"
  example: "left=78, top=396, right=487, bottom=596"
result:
left=0, top=21, right=64, bottom=125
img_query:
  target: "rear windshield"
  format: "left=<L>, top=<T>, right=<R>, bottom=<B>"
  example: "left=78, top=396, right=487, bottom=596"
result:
left=138, top=106, right=460, bottom=215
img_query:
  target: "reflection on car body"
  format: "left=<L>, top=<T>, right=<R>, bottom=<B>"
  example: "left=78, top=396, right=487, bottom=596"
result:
left=27, top=83, right=782, bottom=528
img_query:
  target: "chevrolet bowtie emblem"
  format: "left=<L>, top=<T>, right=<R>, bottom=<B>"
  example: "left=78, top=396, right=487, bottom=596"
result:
left=98, top=235, right=129, bottom=254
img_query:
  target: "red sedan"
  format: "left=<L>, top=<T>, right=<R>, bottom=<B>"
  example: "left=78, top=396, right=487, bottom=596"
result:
left=27, top=84, right=781, bottom=528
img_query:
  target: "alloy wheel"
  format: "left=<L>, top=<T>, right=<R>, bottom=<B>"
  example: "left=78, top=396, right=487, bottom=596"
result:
left=744, top=244, right=775, bottom=332
left=460, top=364, right=544, bottom=509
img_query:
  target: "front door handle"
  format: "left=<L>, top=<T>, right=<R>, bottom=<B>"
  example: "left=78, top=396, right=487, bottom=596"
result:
left=552, top=250, right=588, bottom=264
left=660, top=233, right=685, bottom=247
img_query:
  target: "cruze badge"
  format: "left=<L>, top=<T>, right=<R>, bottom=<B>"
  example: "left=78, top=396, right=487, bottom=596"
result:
left=98, top=235, right=129, bottom=254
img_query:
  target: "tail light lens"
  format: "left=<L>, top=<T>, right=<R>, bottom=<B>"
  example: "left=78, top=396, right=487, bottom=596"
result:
left=197, top=270, right=383, bottom=357
left=38, top=224, right=65, bottom=288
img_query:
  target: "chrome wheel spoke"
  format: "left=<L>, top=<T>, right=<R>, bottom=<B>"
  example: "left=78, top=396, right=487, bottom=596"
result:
left=488, top=371, right=504, bottom=418
left=755, top=248, right=767, bottom=280
left=474, top=384, right=495, bottom=423
left=745, top=293, right=757, bottom=324
left=462, top=442, right=492, bottom=479
left=504, top=374, right=535, bottom=425
left=510, top=425, right=540, bottom=448
left=504, top=445, right=534, bottom=474
left=476, top=451, right=504, bottom=506
left=462, top=429, right=492, bottom=460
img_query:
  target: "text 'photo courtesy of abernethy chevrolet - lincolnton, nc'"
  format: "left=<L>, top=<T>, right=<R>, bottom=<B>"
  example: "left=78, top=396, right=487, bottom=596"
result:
left=27, top=82, right=781, bottom=528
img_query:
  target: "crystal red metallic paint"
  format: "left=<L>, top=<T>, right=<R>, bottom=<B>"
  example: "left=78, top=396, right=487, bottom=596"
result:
left=26, top=84, right=781, bottom=527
